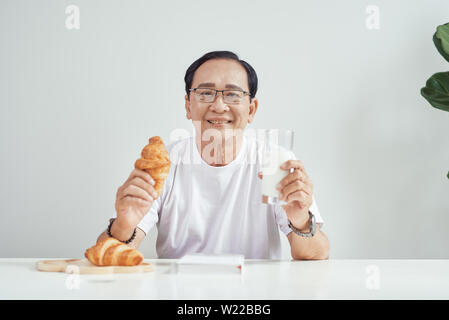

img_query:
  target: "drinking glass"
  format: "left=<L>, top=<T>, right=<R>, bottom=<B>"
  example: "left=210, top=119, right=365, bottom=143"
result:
left=260, top=129, right=295, bottom=205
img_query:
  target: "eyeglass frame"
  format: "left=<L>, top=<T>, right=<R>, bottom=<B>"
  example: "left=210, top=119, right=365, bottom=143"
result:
left=189, top=87, right=251, bottom=104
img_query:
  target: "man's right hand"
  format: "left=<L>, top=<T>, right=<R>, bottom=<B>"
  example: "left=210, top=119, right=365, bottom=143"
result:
left=114, top=169, right=158, bottom=235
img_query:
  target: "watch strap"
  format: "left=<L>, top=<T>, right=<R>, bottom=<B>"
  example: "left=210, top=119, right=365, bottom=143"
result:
left=288, top=211, right=316, bottom=238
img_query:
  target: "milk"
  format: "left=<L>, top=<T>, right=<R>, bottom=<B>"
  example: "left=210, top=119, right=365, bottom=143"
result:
left=261, top=148, right=295, bottom=198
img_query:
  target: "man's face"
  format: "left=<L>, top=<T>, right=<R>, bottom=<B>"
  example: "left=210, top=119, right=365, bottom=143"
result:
left=185, top=58, right=258, bottom=137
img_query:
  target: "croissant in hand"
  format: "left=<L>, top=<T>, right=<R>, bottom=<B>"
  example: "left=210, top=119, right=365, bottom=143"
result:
left=84, top=237, right=144, bottom=266
left=134, top=136, right=170, bottom=198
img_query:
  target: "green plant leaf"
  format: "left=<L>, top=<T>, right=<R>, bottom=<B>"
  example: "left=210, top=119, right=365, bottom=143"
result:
left=421, top=71, right=449, bottom=112
left=434, top=23, right=449, bottom=63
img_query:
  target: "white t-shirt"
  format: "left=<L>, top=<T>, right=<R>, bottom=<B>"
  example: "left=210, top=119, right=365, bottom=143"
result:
left=120, top=135, right=324, bottom=259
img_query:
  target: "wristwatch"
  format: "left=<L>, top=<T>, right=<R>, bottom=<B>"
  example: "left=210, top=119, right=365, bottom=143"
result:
left=288, top=211, right=316, bottom=238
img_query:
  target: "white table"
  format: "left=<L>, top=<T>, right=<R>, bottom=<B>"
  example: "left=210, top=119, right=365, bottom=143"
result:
left=1, top=259, right=449, bottom=299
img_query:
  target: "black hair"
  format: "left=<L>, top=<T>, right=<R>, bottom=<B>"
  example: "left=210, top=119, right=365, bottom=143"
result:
left=184, top=50, right=258, bottom=101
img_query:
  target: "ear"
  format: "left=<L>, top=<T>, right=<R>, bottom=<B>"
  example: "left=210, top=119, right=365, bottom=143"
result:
left=247, top=98, right=258, bottom=123
left=185, top=94, right=192, bottom=120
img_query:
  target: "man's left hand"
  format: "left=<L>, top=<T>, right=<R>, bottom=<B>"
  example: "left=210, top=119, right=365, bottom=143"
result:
left=277, top=160, right=313, bottom=226
left=258, top=159, right=313, bottom=228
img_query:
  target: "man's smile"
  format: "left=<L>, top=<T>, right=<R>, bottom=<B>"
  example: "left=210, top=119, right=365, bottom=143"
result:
left=206, top=117, right=233, bottom=126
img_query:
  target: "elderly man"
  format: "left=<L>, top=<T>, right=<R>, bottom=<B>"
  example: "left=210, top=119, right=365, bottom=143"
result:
left=97, top=51, right=330, bottom=260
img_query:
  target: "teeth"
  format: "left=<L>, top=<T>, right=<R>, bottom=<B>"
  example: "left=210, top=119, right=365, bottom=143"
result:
left=208, top=120, right=231, bottom=124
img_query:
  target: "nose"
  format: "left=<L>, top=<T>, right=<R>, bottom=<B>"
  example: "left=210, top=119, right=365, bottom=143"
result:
left=210, top=93, right=229, bottom=113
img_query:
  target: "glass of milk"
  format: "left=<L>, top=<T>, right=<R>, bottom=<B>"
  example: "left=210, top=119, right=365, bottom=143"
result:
left=261, top=129, right=295, bottom=205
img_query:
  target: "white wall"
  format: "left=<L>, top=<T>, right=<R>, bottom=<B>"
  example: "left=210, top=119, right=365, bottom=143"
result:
left=1, top=0, right=448, bottom=259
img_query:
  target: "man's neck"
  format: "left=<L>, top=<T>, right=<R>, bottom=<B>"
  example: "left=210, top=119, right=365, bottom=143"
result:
left=195, top=131, right=244, bottom=167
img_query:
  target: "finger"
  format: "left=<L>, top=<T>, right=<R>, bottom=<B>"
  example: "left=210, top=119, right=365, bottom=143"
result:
left=283, top=190, right=311, bottom=206
left=122, top=196, right=152, bottom=208
left=127, top=169, right=155, bottom=186
left=276, top=169, right=307, bottom=191
left=279, top=180, right=310, bottom=201
left=279, top=180, right=312, bottom=201
left=280, top=160, right=306, bottom=172
left=262, top=194, right=268, bottom=203
left=129, top=177, right=159, bottom=199
left=120, top=184, right=153, bottom=202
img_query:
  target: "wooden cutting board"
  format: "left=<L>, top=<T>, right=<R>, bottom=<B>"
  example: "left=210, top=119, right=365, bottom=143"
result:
left=36, top=259, right=154, bottom=274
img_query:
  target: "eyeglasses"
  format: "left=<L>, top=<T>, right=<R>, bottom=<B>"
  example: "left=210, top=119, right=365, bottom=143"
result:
left=189, top=88, right=250, bottom=104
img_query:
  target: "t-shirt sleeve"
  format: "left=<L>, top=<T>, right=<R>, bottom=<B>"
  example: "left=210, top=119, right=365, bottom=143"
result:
left=136, top=196, right=160, bottom=235
left=274, top=195, right=324, bottom=236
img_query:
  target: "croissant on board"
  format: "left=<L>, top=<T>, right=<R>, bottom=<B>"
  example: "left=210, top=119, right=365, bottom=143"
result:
left=84, top=237, right=144, bottom=266
left=134, top=136, right=170, bottom=198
